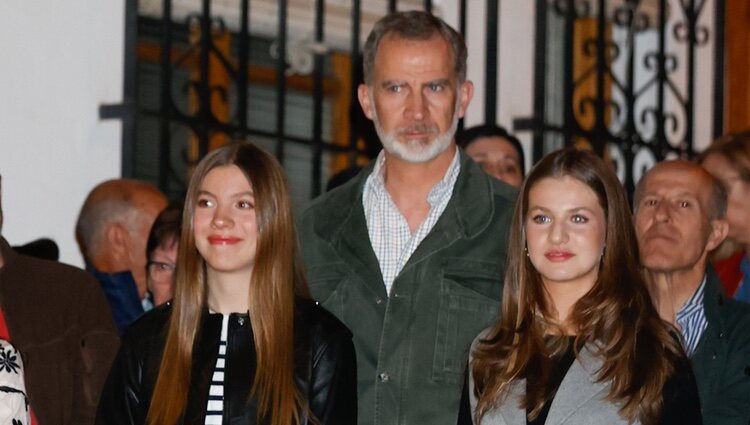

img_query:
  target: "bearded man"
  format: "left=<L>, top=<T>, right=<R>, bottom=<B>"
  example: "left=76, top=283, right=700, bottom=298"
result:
left=298, top=11, right=516, bottom=425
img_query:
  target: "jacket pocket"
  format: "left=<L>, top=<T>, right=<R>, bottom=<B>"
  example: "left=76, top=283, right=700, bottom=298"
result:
left=306, top=263, right=349, bottom=318
left=432, top=259, right=502, bottom=384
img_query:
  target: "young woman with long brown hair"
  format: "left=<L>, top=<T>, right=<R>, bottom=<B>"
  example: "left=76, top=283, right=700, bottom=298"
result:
left=96, top=142, right=357, bottom=425
left=463, top=148, right=701, bottom=425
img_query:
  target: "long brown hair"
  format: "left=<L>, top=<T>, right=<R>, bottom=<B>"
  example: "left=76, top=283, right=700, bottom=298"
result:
left=147, top=142, right=310, bottom=425
left=471, top=148, right=683, bottom=425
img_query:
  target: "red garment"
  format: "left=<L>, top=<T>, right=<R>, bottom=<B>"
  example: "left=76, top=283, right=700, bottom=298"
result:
left=713, top=250, right=745, bottom=297
left=0, top=308, right=8, bottom=340
left=0, top=308, right=38, bottom=425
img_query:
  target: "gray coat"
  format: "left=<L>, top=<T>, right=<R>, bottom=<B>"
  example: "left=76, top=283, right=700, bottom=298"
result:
left=468, top=342, right=631, bottom=425
left=467, top=332, right=702, bottom=425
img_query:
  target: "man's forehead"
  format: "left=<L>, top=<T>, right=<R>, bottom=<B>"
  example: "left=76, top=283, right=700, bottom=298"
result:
left=641, top=165, right=710, bottom=198
left=375, top=33, right=452, bottom=63
left=381, top=31, right=440, bottom=46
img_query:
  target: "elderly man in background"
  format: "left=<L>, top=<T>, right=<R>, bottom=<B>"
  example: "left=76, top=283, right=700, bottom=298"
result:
left=0, top=175, right=118, bottom=424
left=634, top=160, right=750, bottom=425
left=76, top=179, right=167, bottom=334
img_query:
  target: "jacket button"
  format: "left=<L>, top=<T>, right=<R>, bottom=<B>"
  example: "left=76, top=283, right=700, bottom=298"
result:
left=237, top=317, right=245, bottom=326
left=718, top=332, right=725, bottom=339
left=376, top=297, right=383, bottom=305
left=379, top=372, right=390, bottom=382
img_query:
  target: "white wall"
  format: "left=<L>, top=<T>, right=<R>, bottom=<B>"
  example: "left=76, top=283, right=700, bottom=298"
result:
left=0, top=1, right=125, bottom=267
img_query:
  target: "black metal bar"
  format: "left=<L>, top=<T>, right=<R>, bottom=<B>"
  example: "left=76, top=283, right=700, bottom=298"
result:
left=120, top=0, right=138, bottom=178
left=593, top=0, right=607, bottom=155
left=197, top=0, right=212, bottom=158
left=530, top=0, right=548, bottom=163
left=459, top=0, right=467, bottom=40
left=623, top=2, right=638, bottom=194
left=685, top=0, right=696, bottom=155
left=98, top=104, right=128, bottom=120
left=484, top=0, right=499, bottom=124
left=656, top=0, right=667, bottom=154
left=458, top=0, right=467, bottom=132
left=275, top=0, right=288, bottom=163
left=624, top=3, right=636, bottom=140
left=348, top=0, right=362, bottom=166
left=237, top=0, right=250, bottom=132
left=388, top=0, right=397, bottom=13
left=159, top=0, right=174, bottom=189
left=562, top=0, right=575, bottom=146
left=424, top=0, right=432, bottom=13
left=311, top=0, right=325, bottom=197
left=713, top=0, right=725, bottom=139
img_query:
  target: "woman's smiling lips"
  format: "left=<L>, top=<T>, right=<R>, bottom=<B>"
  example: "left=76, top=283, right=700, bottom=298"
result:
left=544, top=249, right=575, bottom=262
left=207, top=235, right=242, bottom=245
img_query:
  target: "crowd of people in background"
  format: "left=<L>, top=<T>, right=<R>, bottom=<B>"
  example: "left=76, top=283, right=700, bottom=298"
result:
left=0, top=10, right=749, bottom=425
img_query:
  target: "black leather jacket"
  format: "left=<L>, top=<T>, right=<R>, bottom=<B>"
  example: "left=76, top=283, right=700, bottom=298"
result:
left=96, top=298, right=357, bottom=424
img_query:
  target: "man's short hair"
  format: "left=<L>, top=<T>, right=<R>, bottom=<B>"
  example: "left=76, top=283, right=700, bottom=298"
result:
left=698, top=130, right=750, bottom=182
left=362, top=11, right=467, bottom=85
left=456, top=124, right=526, bottom=175
left=706, top=175, right=728, bottom=221
left=633, top=162, right=728, bottom=221
left=75, top=179, right=162, bottom=260
left=146, top=203, right=182, bottom=259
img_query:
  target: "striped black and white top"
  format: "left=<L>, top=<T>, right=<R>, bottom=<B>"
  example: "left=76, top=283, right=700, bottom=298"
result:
left=205, top=314, right=229, bottom=424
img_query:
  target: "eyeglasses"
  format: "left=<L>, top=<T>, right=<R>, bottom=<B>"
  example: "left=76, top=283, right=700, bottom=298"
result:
left=147, top=260, right=176, bottom=276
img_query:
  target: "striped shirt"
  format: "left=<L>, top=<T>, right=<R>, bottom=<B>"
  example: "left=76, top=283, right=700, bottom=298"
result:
left=205, top=314, right=228, bottom=424
left=675, top=276, right=708, bottom=357
left=734, top=254, right=750, bottom=302
left=363, top=149, right=461, bottom=294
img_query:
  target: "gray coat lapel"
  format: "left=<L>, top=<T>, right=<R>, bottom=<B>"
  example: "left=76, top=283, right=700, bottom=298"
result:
left=544, top=346, right=609, bottom=425
left=490, top=356, right=608, bottom=425
left=495, top=380, right=527, bottom=425
left=472, top=344, right=628, bottom=425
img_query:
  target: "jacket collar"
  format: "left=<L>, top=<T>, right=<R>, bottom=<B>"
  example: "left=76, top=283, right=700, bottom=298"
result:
left=311, top=149, right=497, bottom=241
left=309, top=149, right=499, bottom=296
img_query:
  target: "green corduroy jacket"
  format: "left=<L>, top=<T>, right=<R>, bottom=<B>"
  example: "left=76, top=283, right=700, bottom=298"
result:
left=298, top=150, right=516, bottom=425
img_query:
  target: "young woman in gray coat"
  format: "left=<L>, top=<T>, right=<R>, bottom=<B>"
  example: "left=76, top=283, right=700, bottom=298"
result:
left=464, top=148, right=701, bottom=425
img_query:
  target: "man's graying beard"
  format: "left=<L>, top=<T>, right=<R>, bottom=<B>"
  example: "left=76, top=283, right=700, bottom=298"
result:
left=370, top=94, right=461, bottom=163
